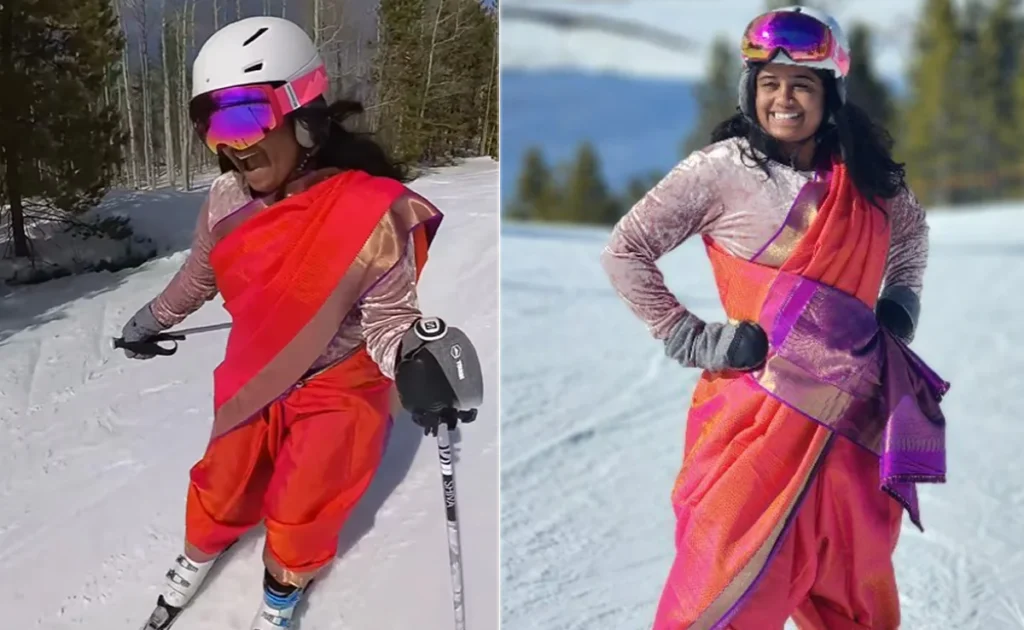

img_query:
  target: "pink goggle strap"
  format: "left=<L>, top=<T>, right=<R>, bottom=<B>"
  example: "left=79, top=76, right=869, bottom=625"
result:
left=273, top=64, right=329, bottom=115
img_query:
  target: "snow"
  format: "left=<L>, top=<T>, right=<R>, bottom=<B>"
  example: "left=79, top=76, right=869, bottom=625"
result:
left=0, top=157, right=498, bottom=629
left=0, top=172, right=224, bottom=285
left=500, top=203, right=1024, bottom=630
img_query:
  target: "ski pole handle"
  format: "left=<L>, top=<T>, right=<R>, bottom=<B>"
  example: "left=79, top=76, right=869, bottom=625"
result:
left=413, top=408, right=478, bottom=437
left=111, top=331, right=186, bottom=357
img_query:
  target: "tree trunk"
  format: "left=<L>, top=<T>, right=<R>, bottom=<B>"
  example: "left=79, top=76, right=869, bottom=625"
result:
left=140, top=46, right=153, bottom=187
left=161, top=2, right=176, bottom=188
left=0, top=3, right=28, bottom=257
left=479, top=32, right=496, bottom=155
left=139, top=3, right=154, bottom=187
left=371, top=5, right=385, bottom=130
left=191, top=0, right=203, bottom=176
left=313, top=0, right=321, bottom=45
left=117, top=2, right=139, bottom=187
left=180, top=0, right=192, bottom=190
left=4, top=149, right=28, bottom=258
left=415, top=0, right=446, bottom=158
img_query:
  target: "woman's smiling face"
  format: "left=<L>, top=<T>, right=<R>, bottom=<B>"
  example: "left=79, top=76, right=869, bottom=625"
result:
left=754, top=62, right=826, bottom=146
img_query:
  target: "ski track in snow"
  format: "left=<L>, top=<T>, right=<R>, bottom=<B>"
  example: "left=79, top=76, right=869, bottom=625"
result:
left=0, top=158, right=498, bottom=629
left=500, top=208, right=1024, bottom=630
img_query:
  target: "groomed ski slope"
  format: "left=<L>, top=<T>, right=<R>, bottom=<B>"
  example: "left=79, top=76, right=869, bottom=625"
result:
left=0, top=158, right=498, bottom=629
left=500, top=204, right=1024, bottom=630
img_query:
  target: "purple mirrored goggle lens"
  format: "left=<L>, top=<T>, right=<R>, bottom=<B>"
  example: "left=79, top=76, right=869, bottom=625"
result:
left=740, top=11, right=834, bottom=65
left=189, top=85, right=281, bottom=153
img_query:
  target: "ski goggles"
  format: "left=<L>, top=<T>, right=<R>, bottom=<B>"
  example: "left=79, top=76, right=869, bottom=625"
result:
left=740, top=10, right=849, bottom=77
left=188, top=64, right=328, bottom=154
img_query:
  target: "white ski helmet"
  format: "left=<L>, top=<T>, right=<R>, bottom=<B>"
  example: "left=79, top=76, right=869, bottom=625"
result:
left=191, top=16, right=325, bottom=100
left=737, top=5, right=850, bottom=117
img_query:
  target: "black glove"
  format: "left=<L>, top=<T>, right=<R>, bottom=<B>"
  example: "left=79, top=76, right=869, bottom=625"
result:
left=394, top=317, right=483, bottom=436
left=664, top=311, right=768, bottom=372
left=726, top=321, right=770, bottom=369
left=876, top=285, right=920, bottom=343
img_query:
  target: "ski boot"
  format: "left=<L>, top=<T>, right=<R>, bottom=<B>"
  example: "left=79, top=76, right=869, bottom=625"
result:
left=141, top=552, right=217, bottom=629
left=250, top=569, right=311, bottom=629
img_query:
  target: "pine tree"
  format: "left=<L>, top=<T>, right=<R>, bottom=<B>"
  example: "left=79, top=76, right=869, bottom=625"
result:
left=481, top=0, right=499, bottom=159
left=0, top=0, right=127, bottom=258
left=372, top=0, right=498, bottom=166
left=681, top=37, right=742, bottom=157
left=508, top=147, right=557, bottom=221
left=1013, top=16, right=1024, bottom=190
left=372, top=0, right=429, bottom=164
left=845, top=23, right=894, bottom=132
left=421, top=0, right=495, bottom=163
left=960, top=0, right=995, bottom=202
left=973, top=0, right=1020, bottom=199
left=898, top=0, right=964, bottom=206
left=561, top=142, right=617, bottom=225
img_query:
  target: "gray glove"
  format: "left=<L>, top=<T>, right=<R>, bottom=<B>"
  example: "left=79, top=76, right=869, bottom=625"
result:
left=664, top=311, right=769, bottom=372
left=120, top=302, right=170, bottom=360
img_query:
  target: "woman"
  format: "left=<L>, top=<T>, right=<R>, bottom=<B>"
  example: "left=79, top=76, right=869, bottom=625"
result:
left=601, top=6, right=948, bottom=630
left=118, top=16, right=483, bottom=630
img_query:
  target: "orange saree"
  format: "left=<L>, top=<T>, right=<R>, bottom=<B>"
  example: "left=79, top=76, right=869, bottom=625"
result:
left=206, top=169, right=440, bottom=441
left=653, top=161, right=947, bottom=629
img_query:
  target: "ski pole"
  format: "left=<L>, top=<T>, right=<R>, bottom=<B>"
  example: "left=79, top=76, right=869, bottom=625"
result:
left=421, top=408, right=474, bottom=630
left=111, top=322, right=232, bottom=357
left=436, top=420, right=466, bottom=630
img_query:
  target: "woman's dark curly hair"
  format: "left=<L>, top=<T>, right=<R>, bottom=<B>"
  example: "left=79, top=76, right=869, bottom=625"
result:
left=711, top=62, right=906, bottom=209
left=218, top=95, right=409, bottom=185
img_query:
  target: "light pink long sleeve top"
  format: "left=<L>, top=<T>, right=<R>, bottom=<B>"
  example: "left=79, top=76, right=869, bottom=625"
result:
left=600, top=137, right=929, bottom=340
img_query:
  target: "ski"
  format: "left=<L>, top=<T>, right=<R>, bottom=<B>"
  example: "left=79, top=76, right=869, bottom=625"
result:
left=140, top=595, right=185, bottom=630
